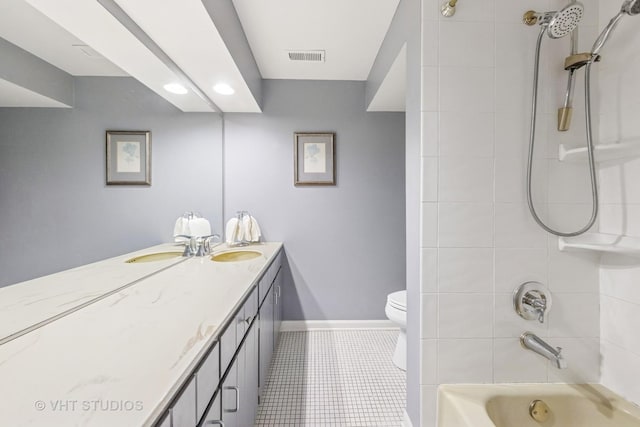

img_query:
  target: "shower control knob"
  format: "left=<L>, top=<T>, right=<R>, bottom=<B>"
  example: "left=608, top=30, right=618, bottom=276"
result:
left=514, top=282, right=552, bottom=324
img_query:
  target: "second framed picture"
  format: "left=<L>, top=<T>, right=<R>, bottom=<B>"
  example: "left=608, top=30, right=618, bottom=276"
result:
left=294, top=132, right=335, bottom=186
left=106, top=130, right=151, bottom=185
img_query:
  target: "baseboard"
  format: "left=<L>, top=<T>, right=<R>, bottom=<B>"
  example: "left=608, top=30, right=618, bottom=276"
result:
left=401, top=410, right=413, bottom=427
left=280, top=320, right=398, bottom=331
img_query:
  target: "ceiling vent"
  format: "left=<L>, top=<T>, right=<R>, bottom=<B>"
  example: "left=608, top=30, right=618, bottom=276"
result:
left=287, top=50, right=325, bottom=62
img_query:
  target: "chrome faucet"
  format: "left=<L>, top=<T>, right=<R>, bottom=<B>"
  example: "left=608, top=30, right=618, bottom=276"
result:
left=521, top=332, right=568, bottom=369
left=514, top=282, right=552, bottom=324
left=176, top=234, right=220, bottom=257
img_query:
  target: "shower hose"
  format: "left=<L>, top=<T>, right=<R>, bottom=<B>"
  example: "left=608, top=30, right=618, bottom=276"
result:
left=526, top=27, right=599, bottom=237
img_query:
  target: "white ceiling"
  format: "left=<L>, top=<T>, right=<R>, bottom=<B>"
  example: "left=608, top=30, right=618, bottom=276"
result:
left=0, top=0, right=125, bottom=77
left=232, top=0, right=400, bottom=81
left=0, top=0, right=404, bottom=112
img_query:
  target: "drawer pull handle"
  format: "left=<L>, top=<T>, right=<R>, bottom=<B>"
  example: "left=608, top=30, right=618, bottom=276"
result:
left=223, top=386, right=240, bottom=413
left=205, top=421, right=225, bottom=426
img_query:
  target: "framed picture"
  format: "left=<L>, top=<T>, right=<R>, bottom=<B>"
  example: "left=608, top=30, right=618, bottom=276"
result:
left=106, top=130, right=151, bottom=185
left=294, top=132, right=335, bottom=186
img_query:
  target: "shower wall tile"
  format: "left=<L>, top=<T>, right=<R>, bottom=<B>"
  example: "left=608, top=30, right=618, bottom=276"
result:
left=548, top=292, right=600, bottom=338
left=422, top=202, right=438, bottom=247
left=439, top=111, right=494, bottom=158
left=438, top=293, right=493, bottom=338
left=420, top=385, right=438, bottom=427
left=422, top=157, right=438, bottom=202
left=598, top=204, right=640, bottom=238
left=437, top=339, right=493, bottom=383
left=495, top=156, right=547, bottom=202
left=422, top=22, right=439, bottom=67
left=494, top=248, right=548, bottom=293
left=547, top=245, right=599, bottom=293
left=601, top=340, right=640, bottom=405
left=438, top=248, right=493, bottom=293
left=601, top=295, right=640, bottom=355
left=439, top=157, right=494, bottom=202
left=439, top=22, right=495, bottom=68
left=547, top=160, right=595, bottom=204
left=495, top=66, right=536, bottom=113
left=600, top=259, right=640, bottom=305
left=494, top=203, right=547, bottom=248
left=440, top=67, right=495, bottom=112
left=421, top=293, right=438, bottom=338
left=421, top=112, right=439, bottom=157
left=422, top=67, right=439, bottom=112
left=495, top=110, right=548, bottom=160
left=495, top=24, right=538, bottom=72
left=438, top=202, right=494, bottom=247
left=493, top=338, right=548, bottom=383
left=421, top=339, right=438, bottom=384
left=421, top=248, right=438, bottom=293
left=417, top=0, right=607, bottom=422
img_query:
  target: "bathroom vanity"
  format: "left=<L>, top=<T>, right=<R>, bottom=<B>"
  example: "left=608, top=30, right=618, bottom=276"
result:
left=0, top=242, right=284, bottom=427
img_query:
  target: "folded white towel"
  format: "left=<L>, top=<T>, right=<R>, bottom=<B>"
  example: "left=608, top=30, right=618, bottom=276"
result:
left=249, top=216, right=261, bottom=242
left=189, top=218, right=211, bottom=237
left=173, top=217, right=189, bottom=243
left=225, top=218, right=239, bottom=244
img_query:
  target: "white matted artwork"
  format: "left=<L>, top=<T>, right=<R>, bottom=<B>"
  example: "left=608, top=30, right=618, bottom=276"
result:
left=294, top=132, right=335, bottom=186
left=106, top=131, right=151, bottom=185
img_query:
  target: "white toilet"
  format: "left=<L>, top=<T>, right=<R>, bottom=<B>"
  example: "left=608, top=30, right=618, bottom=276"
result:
left=385, top=290, right=407, bottom=371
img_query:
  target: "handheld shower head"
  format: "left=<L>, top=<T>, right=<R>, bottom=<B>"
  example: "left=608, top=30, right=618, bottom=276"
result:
left=592, top=0, right=640, bottom=55
left=622, top=0, right=640, bottom=15
left=522, top=3, right=584, bottom=39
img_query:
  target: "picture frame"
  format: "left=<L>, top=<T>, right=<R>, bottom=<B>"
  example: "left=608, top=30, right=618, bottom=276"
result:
left=294, top=132, right=336, bottom=186
left=106, top=130, right=151, bottom=185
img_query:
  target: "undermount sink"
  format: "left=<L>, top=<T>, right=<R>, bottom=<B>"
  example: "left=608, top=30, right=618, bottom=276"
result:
left=125, top=252, right=183, bottom=264
left=211, top=250, right=262, bottom=262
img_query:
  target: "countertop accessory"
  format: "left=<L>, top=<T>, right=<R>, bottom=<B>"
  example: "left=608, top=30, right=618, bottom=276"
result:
left=294, top=132, right=336, bottom=186
left=227, top=211, right=259, bottom=247
left=106, top=130, right=151, bottom=185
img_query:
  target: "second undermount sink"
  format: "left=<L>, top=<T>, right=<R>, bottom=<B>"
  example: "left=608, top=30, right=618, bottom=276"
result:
left=211, top=250, right=262, bottom=262
left=125, top=252, right=183, bottom=264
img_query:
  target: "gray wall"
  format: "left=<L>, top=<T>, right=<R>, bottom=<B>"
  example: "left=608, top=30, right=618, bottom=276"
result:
left=0, top=77, right=223, bottom=288
left=224, top=79, right=405, bottom=320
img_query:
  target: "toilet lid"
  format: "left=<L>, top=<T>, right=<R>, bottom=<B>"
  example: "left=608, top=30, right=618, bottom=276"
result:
left=387, top=290, right=406, bottom=311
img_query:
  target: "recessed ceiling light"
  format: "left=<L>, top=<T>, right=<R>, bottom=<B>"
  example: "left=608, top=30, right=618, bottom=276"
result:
left=163, top=83, right=188, bottom=95
left=213, top=83, right=235, bottom=95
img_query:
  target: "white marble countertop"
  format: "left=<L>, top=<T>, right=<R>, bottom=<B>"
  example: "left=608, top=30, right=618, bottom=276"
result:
left=0, top=243, right=189, bottom=343
left=0, top=242, right=283, bottom=427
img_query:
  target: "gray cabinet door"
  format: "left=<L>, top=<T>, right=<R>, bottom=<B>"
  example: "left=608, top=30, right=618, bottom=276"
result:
left=196, top=343, right=219, bottom=422
left=259, top=284, right=274, bottom=397
left=171, top=376, right=197, bottom=427
left=221, top=356, right=239, bottom=427
left=241, top=321, right=259, bottom=427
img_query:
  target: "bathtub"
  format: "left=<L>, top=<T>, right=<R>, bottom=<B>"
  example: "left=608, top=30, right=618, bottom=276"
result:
left=438, top=383, right=640, bottom=427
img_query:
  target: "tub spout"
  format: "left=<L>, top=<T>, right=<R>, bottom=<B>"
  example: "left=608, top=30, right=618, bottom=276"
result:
left=520, top=332, right=567, bottom=369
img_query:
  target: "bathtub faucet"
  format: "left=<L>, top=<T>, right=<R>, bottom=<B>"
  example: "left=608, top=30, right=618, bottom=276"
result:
left=520, top=332, right=568, bottom=369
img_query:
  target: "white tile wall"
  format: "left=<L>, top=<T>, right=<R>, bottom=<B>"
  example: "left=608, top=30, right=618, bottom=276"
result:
left=418, top=0, right=604, bottom=425
left=597, top=0, right=640, bottom=407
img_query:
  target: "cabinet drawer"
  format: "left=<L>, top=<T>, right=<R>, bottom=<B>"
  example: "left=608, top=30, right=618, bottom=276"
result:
left=196, top=343, right=219, bottom=421
left=171, top=376, right=196, bottom=427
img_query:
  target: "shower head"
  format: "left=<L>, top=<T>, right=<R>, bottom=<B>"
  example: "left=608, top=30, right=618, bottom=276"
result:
left=592, top=0, right=640, bottom=55
left=622, top=0, right=640, bottom=15
left=546, top=3, right=584, bottom=38
left=523, top=3, right=584, bottom=39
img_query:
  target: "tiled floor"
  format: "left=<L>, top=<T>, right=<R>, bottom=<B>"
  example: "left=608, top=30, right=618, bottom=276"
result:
left=255, top=330, right=406, bottom=427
